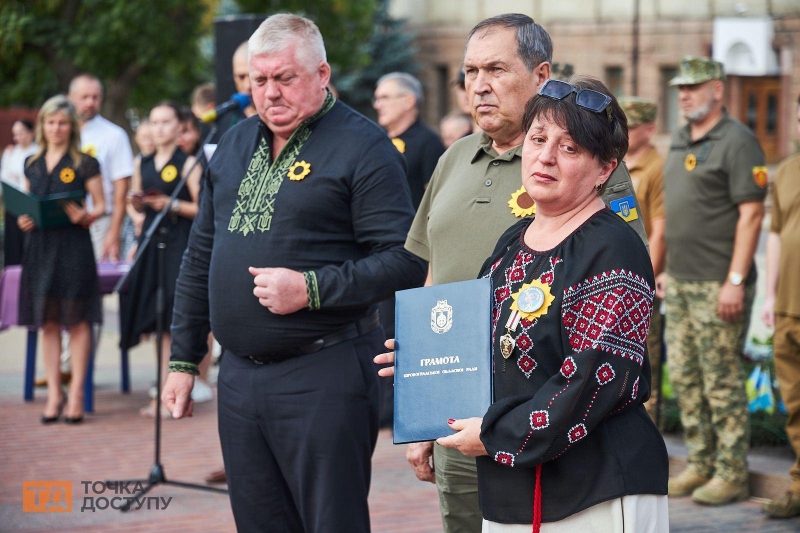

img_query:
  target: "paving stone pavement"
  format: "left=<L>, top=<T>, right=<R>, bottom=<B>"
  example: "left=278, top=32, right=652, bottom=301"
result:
left=1, top=325, right=799, bottom=532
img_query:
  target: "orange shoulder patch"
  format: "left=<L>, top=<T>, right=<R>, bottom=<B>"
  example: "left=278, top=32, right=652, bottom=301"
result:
left=752, top=166, right=768, bottom=188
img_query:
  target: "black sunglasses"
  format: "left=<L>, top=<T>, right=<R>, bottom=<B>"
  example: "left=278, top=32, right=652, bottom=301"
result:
left=538, top=79, right=616, bottom=131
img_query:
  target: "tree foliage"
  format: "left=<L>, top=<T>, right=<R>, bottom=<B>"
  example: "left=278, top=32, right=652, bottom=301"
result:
left=335, top=0, right=418, bottom=119
left=0, top=0, right=213, bottom=129
left=233, top=0, right=377, bottom=71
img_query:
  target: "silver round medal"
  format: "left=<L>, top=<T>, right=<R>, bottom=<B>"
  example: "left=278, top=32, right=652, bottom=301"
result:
left=517, top=287, right=545, bottom=314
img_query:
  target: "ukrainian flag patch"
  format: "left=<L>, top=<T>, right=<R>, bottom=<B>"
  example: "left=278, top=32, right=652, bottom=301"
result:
left=609, top=195, right=639, bottom=222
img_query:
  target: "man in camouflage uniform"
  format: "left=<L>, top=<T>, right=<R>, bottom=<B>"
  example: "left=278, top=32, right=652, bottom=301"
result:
left=620, top=98, right=666, bottom=425
left=658, top=57, right=767, bottom=505
left=760, top=94, right=800, bottom=519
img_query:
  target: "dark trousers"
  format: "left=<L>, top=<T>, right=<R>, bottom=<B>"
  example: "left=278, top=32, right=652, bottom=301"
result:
left=4, top=211, right=24, bottom=266
left=377, top=298, right=395, bottom=428
left=217, top=328, right=383, bottom=533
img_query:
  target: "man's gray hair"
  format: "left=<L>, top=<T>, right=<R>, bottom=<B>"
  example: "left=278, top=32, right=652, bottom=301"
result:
left=466, top=13, right=553, bottom=71
left=248, top=14, right=327, bottom=69
left=377, top=72, right=424, bottom=109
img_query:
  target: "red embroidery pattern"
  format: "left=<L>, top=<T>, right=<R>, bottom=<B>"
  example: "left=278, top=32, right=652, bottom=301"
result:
left=495, top=286, right=511, bottom=303
left=489, top=254, right=563, bottom=378
left=567, top=423, right=588, bottom=444
left=517, top=334, right=533, bottom=351
left=518, top=354, right=537, bottom=374
left=595, top=363, right=616, bottom=386
left=495, top=451, right=515, bottom=467
left=561, top=269, right=653, bottom=366
left=583, top=388, right=600, bottom=420
left=560, top=357, right=577, bottom=379
left=530, top=410, right=550, bottom=430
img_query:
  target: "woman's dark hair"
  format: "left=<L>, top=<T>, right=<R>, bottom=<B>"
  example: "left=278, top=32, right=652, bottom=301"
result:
left=522, top=75, right=628, bottom=165
left=151, top=100, right=182, bottom=120
left=179, top=106, right=202, bottom=132
left=14, top=119, right=34, bottom=132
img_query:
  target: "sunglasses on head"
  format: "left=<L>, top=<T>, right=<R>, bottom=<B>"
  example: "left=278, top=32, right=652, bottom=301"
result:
left=538, top=79, right=616, bottom=131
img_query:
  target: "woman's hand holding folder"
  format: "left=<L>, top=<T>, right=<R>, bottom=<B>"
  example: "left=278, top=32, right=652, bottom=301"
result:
left=17, top=215, right=35, bottom=232
left=373, top=338, right=395, bottom=377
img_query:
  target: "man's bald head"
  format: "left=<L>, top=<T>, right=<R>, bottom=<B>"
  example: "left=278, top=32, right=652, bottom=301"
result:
left=68, top=74, right=103, bottom=122
left=232, top=41, right=251, bottom=96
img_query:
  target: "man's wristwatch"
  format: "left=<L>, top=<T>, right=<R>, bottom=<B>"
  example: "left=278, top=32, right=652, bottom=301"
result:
left=169, top=199, right=181, bottom=214
left=727, top=272, right=744, bottom=286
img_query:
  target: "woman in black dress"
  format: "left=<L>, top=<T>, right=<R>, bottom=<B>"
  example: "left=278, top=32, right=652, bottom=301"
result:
left=122, top=102, right=201, bottom=417
left=378, top=78, right=669, bottom=531
left=18, top=95, right=105, bottom=424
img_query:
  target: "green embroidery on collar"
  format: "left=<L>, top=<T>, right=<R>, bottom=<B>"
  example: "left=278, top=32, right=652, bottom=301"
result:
left=228, top=92, right=336, bottom=236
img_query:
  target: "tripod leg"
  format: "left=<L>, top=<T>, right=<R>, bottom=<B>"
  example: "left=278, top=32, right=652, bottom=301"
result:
left=166, top=479, right=229, bottom=494
left=120, top=481, right=158, bottom=512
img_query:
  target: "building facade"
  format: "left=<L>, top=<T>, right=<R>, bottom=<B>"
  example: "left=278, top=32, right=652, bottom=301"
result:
left=392, top=0, right=800, bottom=161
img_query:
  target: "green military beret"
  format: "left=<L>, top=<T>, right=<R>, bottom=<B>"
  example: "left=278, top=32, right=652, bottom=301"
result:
left=619, top=97, right=658, bottom=127
left=669, top=56, right=726, bottom=86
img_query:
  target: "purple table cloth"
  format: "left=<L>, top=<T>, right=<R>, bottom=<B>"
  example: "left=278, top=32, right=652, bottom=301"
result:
left=0, top=261, right=129, bottom=329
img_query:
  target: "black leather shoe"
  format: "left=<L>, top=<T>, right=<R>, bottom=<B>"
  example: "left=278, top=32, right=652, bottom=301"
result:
left=63, top=415, right=84, bottom=424
left=41, top=413, right=61, bottom=424
left=41, top=396, right=65, bottom=424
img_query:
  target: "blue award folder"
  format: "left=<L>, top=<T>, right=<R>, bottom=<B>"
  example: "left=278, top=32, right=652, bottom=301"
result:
left=393, top=278, right=492, bottom=444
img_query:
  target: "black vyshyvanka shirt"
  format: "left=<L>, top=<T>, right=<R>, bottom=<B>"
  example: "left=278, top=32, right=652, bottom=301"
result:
left=169, top=93, right=426, bottom=367
left=476, top=209, right=668, bottom=525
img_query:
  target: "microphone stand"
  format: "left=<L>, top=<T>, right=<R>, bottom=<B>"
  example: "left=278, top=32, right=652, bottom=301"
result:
left=108, top=124, right=228, bottom=511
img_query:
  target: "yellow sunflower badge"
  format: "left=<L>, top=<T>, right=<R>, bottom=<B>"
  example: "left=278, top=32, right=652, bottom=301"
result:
left=288, top=161, right=311, bottom=181
left=508, top=186, right=536, bottom=218
left=391, top=138, right=406, bottom=154
left=684, top=153, right=696, bottom=172
left=82, top=144, right=98, bottom=158
left=161, top=164, right=178, bottom=183
left=59, top=168, right=76, bottom=184
left=510, top=280, right=554, bottom=321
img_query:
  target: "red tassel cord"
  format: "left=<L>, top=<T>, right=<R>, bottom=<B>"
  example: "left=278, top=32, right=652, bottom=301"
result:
left=532, top=463, right=542, bottom=533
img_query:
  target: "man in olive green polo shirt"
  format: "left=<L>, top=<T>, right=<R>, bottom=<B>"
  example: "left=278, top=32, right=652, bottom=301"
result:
left=760, top=95, right=800, bottom=519
left=403, top=13, right=649, bottom=533
left=620, top=97, right=666, bottom=425
left=658, top=56, right=767, bottom=505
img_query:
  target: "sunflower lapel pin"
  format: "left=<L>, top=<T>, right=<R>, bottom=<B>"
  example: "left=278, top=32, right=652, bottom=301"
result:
left=509, top=186, right=536, bottom=217
left=288, top=161, right=311, bottom=181
left=60, top=168, right=76, bottom=184
left=161, top=164, right=178, bottom=183
left=391, top=138, right=406, bottom=154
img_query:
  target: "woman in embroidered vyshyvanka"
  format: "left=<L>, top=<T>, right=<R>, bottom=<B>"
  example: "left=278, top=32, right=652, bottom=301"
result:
left=121, top=102, right=202, bottom=418
left=377, top=77, right=669, bottom=532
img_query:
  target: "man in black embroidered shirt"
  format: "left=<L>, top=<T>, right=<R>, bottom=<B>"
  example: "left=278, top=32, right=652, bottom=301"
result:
left=162, top=14, right=426, bottom=532
left=373, top=72, right=445, bottom=210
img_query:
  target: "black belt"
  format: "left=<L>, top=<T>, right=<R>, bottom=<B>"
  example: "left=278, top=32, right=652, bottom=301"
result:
left=246, top=310, right=381, bottom=365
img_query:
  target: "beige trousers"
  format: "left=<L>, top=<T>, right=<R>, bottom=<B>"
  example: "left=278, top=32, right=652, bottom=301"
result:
left=481, top=495, right=669, bottom=533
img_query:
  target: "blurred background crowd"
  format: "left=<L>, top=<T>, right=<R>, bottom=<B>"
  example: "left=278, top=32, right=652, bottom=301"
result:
left=1, top=0, right=800, bottom=526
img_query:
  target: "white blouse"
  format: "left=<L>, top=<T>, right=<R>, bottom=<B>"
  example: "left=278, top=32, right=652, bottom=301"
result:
left=1, top=143, right=39, bottom=191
